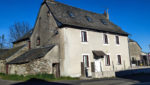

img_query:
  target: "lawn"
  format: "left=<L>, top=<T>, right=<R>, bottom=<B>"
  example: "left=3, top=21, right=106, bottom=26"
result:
left=0, top=73, right=79, bottom=81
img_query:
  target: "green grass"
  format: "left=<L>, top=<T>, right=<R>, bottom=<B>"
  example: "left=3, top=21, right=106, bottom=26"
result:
left=0, top=73, right=79, bottom=81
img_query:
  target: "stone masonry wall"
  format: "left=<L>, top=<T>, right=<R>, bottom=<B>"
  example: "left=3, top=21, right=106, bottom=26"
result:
left=8, top=45, right=59, bottom=75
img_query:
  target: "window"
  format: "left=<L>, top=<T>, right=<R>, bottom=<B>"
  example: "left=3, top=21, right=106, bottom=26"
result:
left=28, top=40, right=31, bottom=49
left=105, top=55, right=110, bottom=66
left=81, top=31, right=87, bottom=42
left=67, top=11, right=75, bottom=18
left=117, top=55, right=122, bottom=65
left=104, top=34, right=108, bottom=44
left=36, top=37, right=40, bottom=46
left=83, top=55, right=89, bottom=67
left=85, top=16, right=92, bottom=22
left=116, top=36, right=120, bottom=44
left=100, top=19, right=108, bottom=25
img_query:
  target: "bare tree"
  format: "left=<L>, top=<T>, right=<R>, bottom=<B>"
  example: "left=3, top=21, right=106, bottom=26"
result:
left=0, top=34, right=6, bottom=49
left=9, top=22, right=31, bottom=42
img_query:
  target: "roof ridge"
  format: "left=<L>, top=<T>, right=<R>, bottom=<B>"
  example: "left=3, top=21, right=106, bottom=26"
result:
left=46, top=1, right=105, bottom=17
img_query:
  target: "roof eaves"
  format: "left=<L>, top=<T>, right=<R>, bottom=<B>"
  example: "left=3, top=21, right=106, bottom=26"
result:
left=59, top=24, right=129, bottom=36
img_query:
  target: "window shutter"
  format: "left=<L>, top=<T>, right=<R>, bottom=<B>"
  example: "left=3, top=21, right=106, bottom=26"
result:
left=81, top=31, right=84, bottom=42
left=91, top=62, right=95, bottom=72
left=81, top=62, right=84, bottom=76
left=84, top=32, right=87, bottom=42
left=108, top=55, right=110, bottom=65
left=87, top=56, right=89, bottom=67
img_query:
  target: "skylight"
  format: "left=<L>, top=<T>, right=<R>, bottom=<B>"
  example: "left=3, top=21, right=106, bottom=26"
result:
left=85, top=16, right=92, bottom=22
left=67, top=11, right=75, bottom=18
left=100, top=19, right=108, bottom=25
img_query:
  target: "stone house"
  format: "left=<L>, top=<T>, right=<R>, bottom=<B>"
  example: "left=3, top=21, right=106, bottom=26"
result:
left=129, top=39, right=142, bottom=66
left=0, top=0, right=131, bottom=78
left=0, top=46, right=23, bottom=73
left=141, top=52, right=149, bottom=66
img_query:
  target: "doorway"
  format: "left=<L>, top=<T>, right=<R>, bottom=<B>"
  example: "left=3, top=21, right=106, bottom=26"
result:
left=95, top=59, right=102, bottom=72
left=52, top=63, right=60, bottom=78
left=83, top=55, right=89, bottom=77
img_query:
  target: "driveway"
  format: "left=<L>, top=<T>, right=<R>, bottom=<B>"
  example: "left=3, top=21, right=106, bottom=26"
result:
left=0, top=74, right=150, bottom=85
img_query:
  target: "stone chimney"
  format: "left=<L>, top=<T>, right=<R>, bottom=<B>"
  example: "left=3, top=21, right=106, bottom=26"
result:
left=104, top=8, right=109, bottom=20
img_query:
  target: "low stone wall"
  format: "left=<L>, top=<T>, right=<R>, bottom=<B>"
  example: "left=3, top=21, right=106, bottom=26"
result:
left=92, top=71, right=115, bottom=78
left=115, top=67, right=150, bottom=77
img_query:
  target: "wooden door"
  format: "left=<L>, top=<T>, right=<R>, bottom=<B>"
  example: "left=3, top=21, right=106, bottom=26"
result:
left=6, top=64, right=9, bottom=74
left=52, top=63, right=60, bottom=78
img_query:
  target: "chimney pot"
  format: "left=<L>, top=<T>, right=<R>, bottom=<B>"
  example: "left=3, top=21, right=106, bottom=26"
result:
left=104, top=8, right=109, bottom=20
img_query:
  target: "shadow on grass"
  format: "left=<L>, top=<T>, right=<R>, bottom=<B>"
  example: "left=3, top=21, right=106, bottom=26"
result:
left=12, top=78, right=72, bottom=85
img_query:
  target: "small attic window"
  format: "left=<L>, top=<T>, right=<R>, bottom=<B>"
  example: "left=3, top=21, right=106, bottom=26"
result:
left=100, top=19, right=108, bottom=25
left=85, top=16, right=92, bottom=22
left=36, top=37, right=40, bottom=46
left=67, top=11, right=75, bottom=18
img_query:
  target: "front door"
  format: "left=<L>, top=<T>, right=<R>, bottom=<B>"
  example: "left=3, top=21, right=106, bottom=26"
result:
left=95, top=59, right=102, bottom=72
left=83, top=55, right=89, bottom=77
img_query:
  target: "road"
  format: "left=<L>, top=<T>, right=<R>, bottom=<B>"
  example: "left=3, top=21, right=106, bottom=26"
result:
left=0, top=74, right=150, bottom=85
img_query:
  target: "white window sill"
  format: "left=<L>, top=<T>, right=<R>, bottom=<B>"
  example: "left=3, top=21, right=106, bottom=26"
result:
left=105, top=65, right=111, bottom=66
left=116, top=44, right=120, bottom=46
left=81, top=42, right=88, bottom=44
left=103, top=44, right=110, bottom=46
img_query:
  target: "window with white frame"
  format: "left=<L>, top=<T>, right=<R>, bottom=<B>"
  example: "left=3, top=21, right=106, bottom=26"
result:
left=105, top=55, right=110, bottom=66
left=117, top=55, right=122, bottom=65
left=83, top=55, right=89, bottom=67
left=81, top=31, right=87, bottom=42
left=104, top=34, right=108, bottom=44
left=116, top=36, right=120, bottom=44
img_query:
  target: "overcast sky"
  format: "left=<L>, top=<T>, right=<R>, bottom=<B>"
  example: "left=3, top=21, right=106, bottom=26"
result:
left=0, top=0, right=150, bottom=52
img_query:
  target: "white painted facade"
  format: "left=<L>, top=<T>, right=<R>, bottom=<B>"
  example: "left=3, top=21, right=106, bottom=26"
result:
left=61, top=27, right=131, bottom=78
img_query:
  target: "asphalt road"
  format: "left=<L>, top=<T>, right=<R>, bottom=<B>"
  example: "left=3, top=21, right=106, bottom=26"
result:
left=0, top=74, right=150, bottom=85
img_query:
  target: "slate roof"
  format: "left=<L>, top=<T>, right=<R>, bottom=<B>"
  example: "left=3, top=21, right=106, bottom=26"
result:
left=129, top=39, right=135, bottom=42
left=7, top=45, right=55, bottom=64
left=0, top=49, right=9, bottom=56
left=46, top=1, right=128, bottom=36
left=129, top=38, right=142, bottom=49
left=0, top=46, right=24, bottom=60
left=13, top=29, right=33, bottom=44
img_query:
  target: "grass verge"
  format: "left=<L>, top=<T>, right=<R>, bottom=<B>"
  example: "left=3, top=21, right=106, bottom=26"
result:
left=0, top=73, right=79, bottom=81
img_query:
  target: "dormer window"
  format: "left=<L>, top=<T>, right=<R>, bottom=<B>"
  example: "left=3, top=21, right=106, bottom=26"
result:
left=36, top=37, right=40, bottom=46
left=100, top=19, right=108, bottom=25
left=67, top=11, right=75, bottom=18
left=85, top=16, right=92, bottom=22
